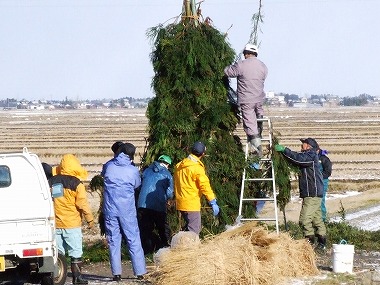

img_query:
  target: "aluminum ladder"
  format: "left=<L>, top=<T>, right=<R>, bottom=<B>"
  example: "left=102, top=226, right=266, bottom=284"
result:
left=238, top=117, right=279, bottom=233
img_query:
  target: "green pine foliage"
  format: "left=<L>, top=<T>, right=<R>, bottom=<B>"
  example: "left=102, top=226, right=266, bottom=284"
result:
left=144, top=21, right=246, bottom=235
left=272, top=132, right=299, bottom=228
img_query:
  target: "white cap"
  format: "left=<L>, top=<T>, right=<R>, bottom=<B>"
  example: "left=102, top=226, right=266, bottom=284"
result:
left=243, top=43, right=258, bottom=54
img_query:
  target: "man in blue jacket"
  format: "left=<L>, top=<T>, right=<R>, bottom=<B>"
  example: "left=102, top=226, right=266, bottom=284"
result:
left=137, top=155, right=174, bottom=254
left=275, top=138, right=327, bottom=250
left=102, top=143, right=146, bottom=281
left=318, top=148, right=332, bottom=222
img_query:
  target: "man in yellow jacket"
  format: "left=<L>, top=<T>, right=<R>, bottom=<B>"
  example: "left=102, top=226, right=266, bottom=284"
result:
left=174, top=141, right=220, bottom=235
left=48, top=154, right=94, bottom=285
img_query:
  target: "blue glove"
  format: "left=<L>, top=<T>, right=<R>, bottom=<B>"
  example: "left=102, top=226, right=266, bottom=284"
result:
left=209, top=199, right=220, bottom=216
left=275, top=144, right=285, bottom=152
left=320, top=149, right=328, bottom=156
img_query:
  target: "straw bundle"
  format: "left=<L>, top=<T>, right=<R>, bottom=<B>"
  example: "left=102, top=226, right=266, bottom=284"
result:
left=148, top=222, right=319, bottom=285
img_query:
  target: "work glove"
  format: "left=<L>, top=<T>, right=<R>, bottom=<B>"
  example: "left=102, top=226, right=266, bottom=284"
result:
left=209, top=199, right=220, bottom=216
left=274, top=144, right=286, bottom=152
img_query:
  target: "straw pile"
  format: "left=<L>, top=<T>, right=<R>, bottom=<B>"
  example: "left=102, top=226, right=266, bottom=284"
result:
left=149, top=222, right=319, bottom=285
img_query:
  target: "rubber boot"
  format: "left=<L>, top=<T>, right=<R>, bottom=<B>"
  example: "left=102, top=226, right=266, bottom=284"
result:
left=257, top=115, right=263, bottom=138
left=316, top=235, right=327, bottom=251
left=71, top=257, right=88, bottom=285
left=305, top=235, right=315, bottom=245
left=249, top=136, right=262, bottom=157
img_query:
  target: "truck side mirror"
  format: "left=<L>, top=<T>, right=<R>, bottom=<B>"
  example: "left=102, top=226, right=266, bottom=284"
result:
left=51, top=183, right=64, bottom=198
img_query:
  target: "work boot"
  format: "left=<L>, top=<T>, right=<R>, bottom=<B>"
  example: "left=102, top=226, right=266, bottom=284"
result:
left=305, top=235, right=315, bottom=245
left=249, top=136, right=262, bottom=157
left=257, top=115, right=263, bottom=138
left=314, top=235, right=327, bottom=254
left=71, top=257, right=88, bottom=285
left=316, top=235, right=327, bottom=249
left=112, top=275, right=122, bottom=282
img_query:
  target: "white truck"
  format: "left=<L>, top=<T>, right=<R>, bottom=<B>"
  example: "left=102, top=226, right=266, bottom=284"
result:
left=0, top=148, right=67, bottom=285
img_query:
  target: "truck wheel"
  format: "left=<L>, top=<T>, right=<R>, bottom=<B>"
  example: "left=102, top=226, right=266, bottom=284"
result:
left=41, top=274, right=54, bottom=285
left=54, top=253, right=67, bottom=285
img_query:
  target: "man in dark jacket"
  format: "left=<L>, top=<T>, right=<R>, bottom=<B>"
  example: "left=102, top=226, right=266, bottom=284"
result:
left=137, top=155, right=174, bottom=254
left=275, top=138, right=326, bottom=250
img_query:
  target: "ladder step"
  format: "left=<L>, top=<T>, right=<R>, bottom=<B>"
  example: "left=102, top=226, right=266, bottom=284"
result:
left=241, top=218, right=278, bottom=222
left=245, top=178, right=274, bottom=181
left=259, top=158, right=271, bottom=162
left=256, top=117, right=271, bottom=122
left=246, top=138, right=270, bottom=142
left=242, top=198, right=275, bottom=202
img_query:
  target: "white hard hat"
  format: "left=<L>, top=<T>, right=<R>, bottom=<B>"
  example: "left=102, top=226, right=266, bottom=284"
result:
left=243, top=43, right=258, bottom=54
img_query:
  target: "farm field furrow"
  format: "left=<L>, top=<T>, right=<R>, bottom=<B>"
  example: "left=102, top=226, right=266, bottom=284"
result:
left=0, top=106, right=379, bottom=188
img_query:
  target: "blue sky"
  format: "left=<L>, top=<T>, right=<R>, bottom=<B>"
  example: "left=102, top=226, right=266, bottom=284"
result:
left=0, top=0, right=379, bottom=100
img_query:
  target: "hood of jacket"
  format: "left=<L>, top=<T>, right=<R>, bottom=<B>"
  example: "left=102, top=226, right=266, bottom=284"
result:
left=150, top=161, right=167, bottom=173
left=175, top=154, right=204, bottom=171
left=113, top=152, right=134, bottom=166
left=59, top=154, right=88, bottom=181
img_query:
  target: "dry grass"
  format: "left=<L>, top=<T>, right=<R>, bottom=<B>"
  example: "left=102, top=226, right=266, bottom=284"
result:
left=148, top=222, right=318, bottom=285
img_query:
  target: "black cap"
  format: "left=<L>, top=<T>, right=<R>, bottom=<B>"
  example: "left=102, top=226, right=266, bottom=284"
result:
left=300, top=138, right=319, bottom=149
left=191, top=141, right=206, bottom=156
left=111, top=141, right=124, bottom=154
left=119, top=142, right=136, bottom=160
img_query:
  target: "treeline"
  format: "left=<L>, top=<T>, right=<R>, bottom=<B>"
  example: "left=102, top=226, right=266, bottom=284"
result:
left=340, top=93, right=375, bottom=106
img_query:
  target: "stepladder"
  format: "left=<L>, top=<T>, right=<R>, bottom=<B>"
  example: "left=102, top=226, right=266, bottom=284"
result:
left=238, top=117, right=280, bottom=233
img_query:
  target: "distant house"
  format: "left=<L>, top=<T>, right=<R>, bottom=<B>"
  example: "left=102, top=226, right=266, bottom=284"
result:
left=29, top=104, right=45, bottom=110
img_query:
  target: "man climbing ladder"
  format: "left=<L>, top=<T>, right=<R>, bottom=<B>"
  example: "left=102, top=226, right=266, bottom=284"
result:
left=224, top=43, right=268, bottom=157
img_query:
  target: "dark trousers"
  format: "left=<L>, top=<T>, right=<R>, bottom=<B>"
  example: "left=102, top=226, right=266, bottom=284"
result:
left=137, top=208, right=170, bottom=254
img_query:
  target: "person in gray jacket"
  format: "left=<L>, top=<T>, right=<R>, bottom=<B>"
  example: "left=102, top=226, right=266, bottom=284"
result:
left=275, top=138, right=327, bottom=250
left=224, top=43, right=268, bottom=156
left=137, top=155, right=174, bottom=254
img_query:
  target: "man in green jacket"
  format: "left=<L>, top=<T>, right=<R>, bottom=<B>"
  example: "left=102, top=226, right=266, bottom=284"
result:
left=174, top=141, right=220, bottom=235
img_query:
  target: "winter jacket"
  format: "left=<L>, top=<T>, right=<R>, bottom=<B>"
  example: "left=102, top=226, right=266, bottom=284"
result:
left=224, top=56, right=268, bottom=104
left=101, top=152, right=141, bottom=216
left=174, top=154, right=216, bottom=211
left=319, top=153, right=332, bottom=180
left=282, top=148, right=324, bottom=198
left=49, top=154, right=94, bottom=229
left=137, top=161, right=174, bottom=213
